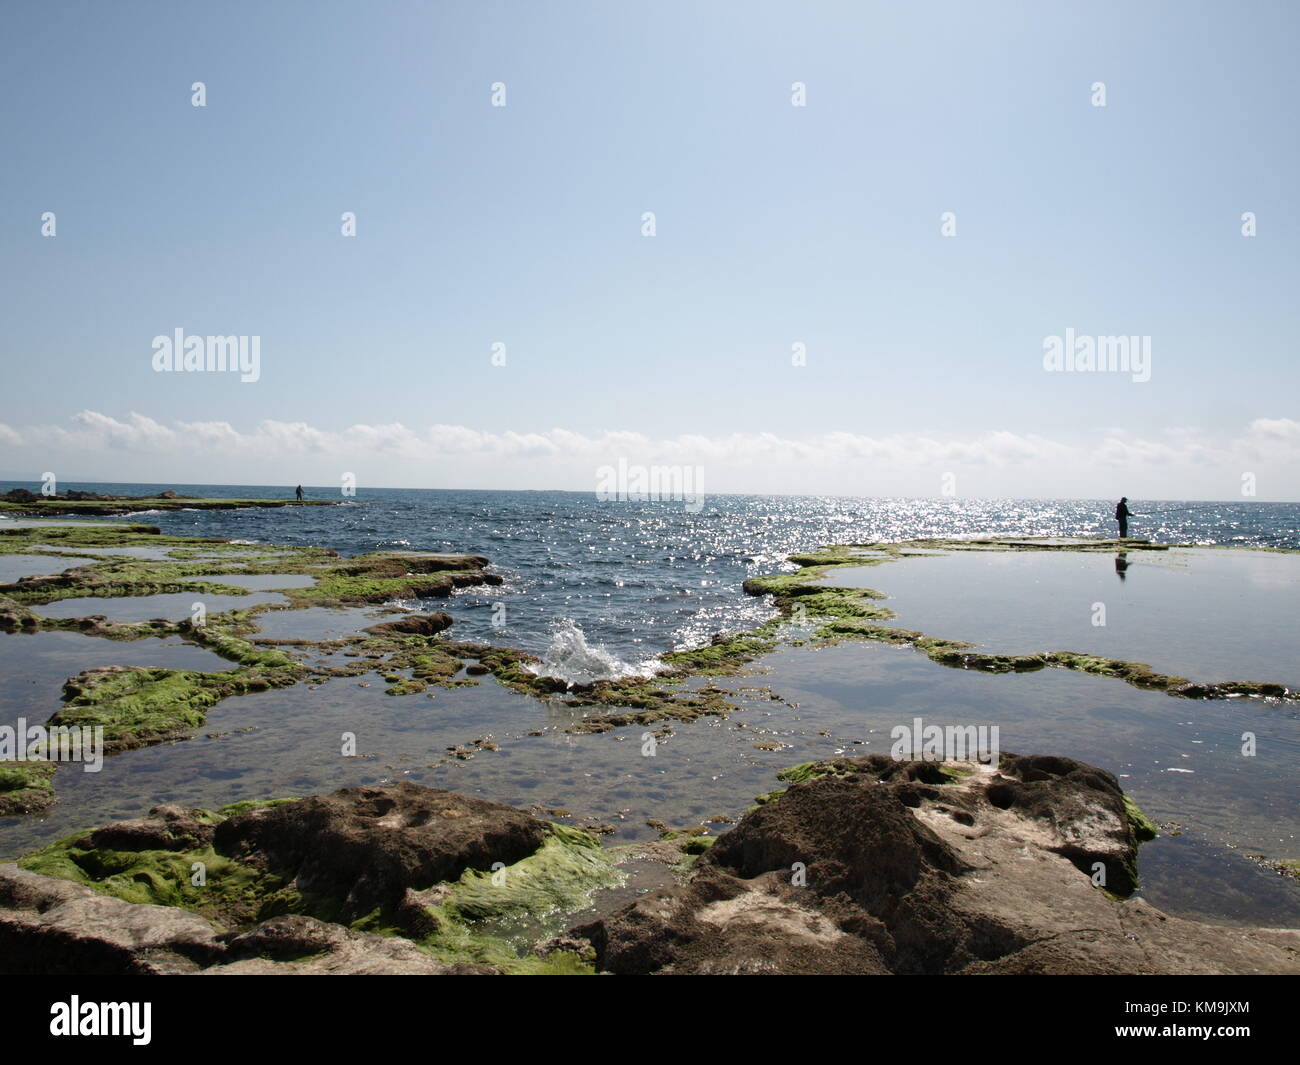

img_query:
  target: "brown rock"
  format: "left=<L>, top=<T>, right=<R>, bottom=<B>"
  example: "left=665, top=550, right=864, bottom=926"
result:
left=209, top=914, right=493, bottom=975
left=213, top=782, right=547, bottom=919
left=570, top=755, right=1300, bottom=975
left=0, top=864, right=223, bottom=974
left=0, top=865, right=492, bottom=975
left=363, top=611, right=454, bottom=637
left=74, top=805, right=216, bottom=853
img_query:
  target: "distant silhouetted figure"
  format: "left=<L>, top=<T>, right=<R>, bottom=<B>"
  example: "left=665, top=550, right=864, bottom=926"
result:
left=295, top=485, right=304, bottom=501
left=1115, top=497, right=1131, bottom=539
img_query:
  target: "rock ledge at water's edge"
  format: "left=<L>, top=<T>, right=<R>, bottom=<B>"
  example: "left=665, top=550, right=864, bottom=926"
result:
left=2, top=763, right=1295, bottom=975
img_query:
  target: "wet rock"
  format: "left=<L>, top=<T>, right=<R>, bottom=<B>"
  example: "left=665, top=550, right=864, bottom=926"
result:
left=213, top=782, right=547, bottom=919
left=211, top=914, right=493, bottom=975
left=2, top=783, right=616, bottom=974
left=0, top=776, right=56, bottom=817
left=571, top=755, right=1300, bottom=975
left=0, top=865, right=492, bottom=975
left=0, top=863, right=224, bottom=974
left=985, top=753, right=1142, bottom=893
left=74, top=805, right=216, bottom=853
left=363, top=611, right=454, bottom=637
left=0, top=597, right=40, bottom=632
left=1173, top=680, right=1291, bottom=700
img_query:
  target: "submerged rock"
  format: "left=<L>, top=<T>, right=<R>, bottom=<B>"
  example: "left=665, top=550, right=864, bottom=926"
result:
left=568, top=754, right=1300, bottom=975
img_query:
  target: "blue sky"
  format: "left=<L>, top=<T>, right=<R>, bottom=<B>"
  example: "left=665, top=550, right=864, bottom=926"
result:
left=1, top=0, right=1297, bottom=498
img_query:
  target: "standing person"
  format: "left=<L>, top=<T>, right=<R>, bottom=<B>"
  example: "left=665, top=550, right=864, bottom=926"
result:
left=295, top=484, right=304, bottom=501
left=1114, top=497, right=1131, bottom=539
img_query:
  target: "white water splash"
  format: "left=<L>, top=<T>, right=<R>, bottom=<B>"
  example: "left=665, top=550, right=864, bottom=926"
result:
left=528, top=619, right=662, bottom=686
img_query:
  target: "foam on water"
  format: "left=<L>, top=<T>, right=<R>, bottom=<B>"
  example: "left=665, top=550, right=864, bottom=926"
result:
left=529, top=618, right=663, bottom=685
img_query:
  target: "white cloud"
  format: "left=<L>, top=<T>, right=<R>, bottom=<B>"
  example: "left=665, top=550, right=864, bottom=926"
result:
left=3, top=412, right=1298, bottom=500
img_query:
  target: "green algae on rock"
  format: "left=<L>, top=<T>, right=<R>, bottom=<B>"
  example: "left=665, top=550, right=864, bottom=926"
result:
left=283, top=552, right=500, bottom=607
left=43, top=622, right=308, bottom=758
left=15, top=784, right=619, bottom=974
left=741, top=538, right=1297, bottom=702
left=1244, top=855, right=1300, bottom=881
left=0, top=762, right=56, bottom=816
left=366, top=636, right=760, bottom=732
left=51, top=653, right=307, bottom=755
left=0, top=524, right=514, bottom=812
left=0, top=521, right=498, bottom=613
left=393, top=823, right=623, bottom=970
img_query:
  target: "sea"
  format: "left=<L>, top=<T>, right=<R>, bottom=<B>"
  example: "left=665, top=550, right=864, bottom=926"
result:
left=3, top=481, right=1296, bottom=679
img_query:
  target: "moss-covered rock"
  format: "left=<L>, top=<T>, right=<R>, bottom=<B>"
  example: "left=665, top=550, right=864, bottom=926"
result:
left=51, top=650, right=306, bottom=755
left=0, top=762, right=56, bottom=816
left=16, top=785, right=620, bottom=974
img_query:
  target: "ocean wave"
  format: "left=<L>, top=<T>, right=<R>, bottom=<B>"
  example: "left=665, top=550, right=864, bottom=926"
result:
left=527, top=618, right=663, bottom=686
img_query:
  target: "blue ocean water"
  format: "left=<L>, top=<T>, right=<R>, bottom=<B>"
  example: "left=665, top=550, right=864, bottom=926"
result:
left=4, top=482, right=1297, bottom=670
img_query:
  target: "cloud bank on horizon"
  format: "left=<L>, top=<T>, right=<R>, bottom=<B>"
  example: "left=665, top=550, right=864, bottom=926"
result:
left=1, top=411, right=1296, bottom=501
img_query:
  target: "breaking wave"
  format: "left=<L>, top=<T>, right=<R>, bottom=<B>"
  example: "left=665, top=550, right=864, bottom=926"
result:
left=528, top=619, right=662, bottom=686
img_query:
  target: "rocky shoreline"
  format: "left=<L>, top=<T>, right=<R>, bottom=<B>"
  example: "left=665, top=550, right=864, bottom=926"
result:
left=1, top=519, right=1297, bottom=974
left=574, top=755, right=1300, bottom=974
left=0, top=520, right=502, bottom=814
left=0, top=489, right=338, bottom=517
left=2, top=759, right=1296, bottom=975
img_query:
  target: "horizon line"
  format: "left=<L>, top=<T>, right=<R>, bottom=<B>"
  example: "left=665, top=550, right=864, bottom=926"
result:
left=0, top=477, right=1293, bottom=506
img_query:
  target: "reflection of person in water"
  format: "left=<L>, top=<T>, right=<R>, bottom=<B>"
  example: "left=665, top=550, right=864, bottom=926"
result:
left=1115, top=551, right=1128, bottom=581
left=1114, top=497, right=1131, bottom=539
